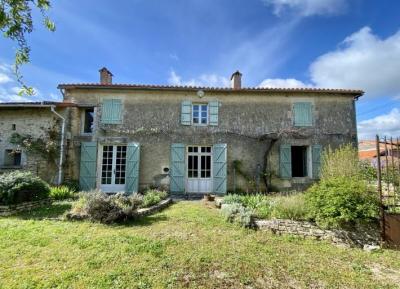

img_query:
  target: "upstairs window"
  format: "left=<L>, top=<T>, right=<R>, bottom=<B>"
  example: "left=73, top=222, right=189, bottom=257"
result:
left=293, top=102, right=313, bottom=126
left=82, top=108, right=94, bottom=134
left=192, top=104, right=208, bottom=125
left=4, top=149, right=21, bottom=167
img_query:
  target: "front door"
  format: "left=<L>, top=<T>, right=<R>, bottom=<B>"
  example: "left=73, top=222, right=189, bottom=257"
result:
left=101, top=145, right=127, bottom=192
left=186, top=146, right=212, bottom=193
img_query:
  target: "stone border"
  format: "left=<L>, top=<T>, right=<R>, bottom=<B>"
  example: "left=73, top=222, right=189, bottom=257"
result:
left=0, top=199, right=52, bottom=216
left=254, top=219, right=379, bottom=248
left=136, top=198, right=173, bottom=217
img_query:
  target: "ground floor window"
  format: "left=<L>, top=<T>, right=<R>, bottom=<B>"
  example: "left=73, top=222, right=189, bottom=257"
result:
left=187, top=146, right=211, bottom=179
left=3, top=149, right=22, bottom=167
left=291, top=146, right=308, bottom=177
left=101, top=145, right=127, bottom=190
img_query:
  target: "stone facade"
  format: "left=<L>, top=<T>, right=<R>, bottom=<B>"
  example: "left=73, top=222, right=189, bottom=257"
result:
left=0, top=199, right=52, bottom=216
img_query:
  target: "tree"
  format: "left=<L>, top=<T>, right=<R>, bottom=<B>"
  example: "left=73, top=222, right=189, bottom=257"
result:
left=0, top=0, right=55, bottom=95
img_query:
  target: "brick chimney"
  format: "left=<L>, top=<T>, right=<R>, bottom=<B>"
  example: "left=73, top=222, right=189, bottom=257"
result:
left=99, top=67, right=113, bottom=84
left=230, top=70, right=242, bottom=89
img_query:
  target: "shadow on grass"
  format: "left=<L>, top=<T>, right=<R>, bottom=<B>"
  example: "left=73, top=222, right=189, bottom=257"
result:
left=14, top=201, right=73, bottom=220
left=111, top=214, right=169, bottom=228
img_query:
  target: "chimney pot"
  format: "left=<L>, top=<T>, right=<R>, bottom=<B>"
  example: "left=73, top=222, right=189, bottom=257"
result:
left=230, top=70, right=242, bottom=89
left=99, top=67, right=113, bottom=84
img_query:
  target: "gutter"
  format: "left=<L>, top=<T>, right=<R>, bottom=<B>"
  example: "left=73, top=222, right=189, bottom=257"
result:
left=50, top=105, right=66, bottom=185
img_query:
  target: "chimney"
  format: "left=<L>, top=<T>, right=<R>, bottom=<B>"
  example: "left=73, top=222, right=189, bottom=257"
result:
left=99, top=67, right=113, bottom=84
left=230, top=70, right=242, bottom=89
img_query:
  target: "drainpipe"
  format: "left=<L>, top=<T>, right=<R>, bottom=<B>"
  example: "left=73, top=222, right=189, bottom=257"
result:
left=51, top=105, right=65, bottom=185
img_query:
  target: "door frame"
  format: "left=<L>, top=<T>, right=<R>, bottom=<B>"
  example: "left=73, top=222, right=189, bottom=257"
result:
left=97, top=143, right=127, bottom=193
left=185, top=145, right=213, bottom=193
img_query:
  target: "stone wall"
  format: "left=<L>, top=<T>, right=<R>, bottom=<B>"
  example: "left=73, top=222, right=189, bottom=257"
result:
left=255, top=219, right=379, bottom=248
left=0, top=199, right=52, bottom=216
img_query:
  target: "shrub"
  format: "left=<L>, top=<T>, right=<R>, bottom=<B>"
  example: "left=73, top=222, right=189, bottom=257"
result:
left=141, top=190, right=168, bottom=208
left=0, top=171, right=50, bottom=205
left=305, top=177, right=380, bottom=228
left=62, top=179, right=80, bottom=193
left=223, top=194, right=244, bottom=205
left=221, top=203, right=254, bottom=227
left=320, top=144, right=360, bottom=180
left=269, top=194, right=308, bottom=220
left=50, top=186, right=76, bottom=200
left=85, top=192, right=126, bottom=224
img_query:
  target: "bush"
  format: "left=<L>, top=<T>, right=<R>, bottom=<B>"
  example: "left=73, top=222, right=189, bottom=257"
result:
left=221, top=203, right=254, bottom=227
left=269, top=194, right=308, bottom=220
left=0, top=171, right=50, bottom=205
left=321, top=144, right=360, bottom=180
left=141, top=190, right=168, bottom=208
left=305, top=177, right=380, bottom=228
left=62, top=179, right=80, bottom=193
left=50, top=186, right=76, bottom=200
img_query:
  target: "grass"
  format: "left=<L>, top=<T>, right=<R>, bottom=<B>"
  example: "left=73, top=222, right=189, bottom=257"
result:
left=0, top=201, right=400, bottom=288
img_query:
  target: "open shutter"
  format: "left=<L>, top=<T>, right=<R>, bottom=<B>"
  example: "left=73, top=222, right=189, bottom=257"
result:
left=170, top=143, right=185, bottom=193
left=280, top=144, right=292, bottom=178
left=79, top=142, right=97, bottom=191
left=101, top=99, right=122, bottom=124
left=181, top=100, right=192, bottom=125
left=294, top=102, right=312, bottom=126
left=213, top=143, right=227, bottom=194
left=126, top=143, right=140, bottom=194
left=312, top=145, right=322, bottom=179
left=209, top=101, right=219, bottom=126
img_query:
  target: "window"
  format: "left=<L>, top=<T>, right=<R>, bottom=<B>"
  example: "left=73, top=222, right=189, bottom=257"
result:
left=12, top=124, right=16, bottom=131
left=82, top=108, right=94, bottom=134
left=192, top=104, right=208, bottom=125
left=101, top=99, right=122, bottom=124
left=291, top=146, right=308, bottom=177
left=187, top=146, right=211, bottom=178
left=4, top=149, right=22, bottom=167
left=293, top=102, right=313, bottom=126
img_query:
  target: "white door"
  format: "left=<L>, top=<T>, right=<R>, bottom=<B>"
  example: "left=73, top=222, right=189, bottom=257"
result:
left=186, top=146, right=212, bottom=193
left=101, top=145, right=127, bottom=192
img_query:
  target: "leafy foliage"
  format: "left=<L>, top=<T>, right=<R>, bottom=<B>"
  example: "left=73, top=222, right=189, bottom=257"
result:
left=0, top=170, right=50, bottom=205
left=221, top=203, right=254, bottom=227
left=49, top=186, right=76, bottom=200
left=320, top=144, right=360, bottom=180
left=305, top=177, right=379, bottom=228
left=141, top=190, right=168, bottom=208
left=0, top=0, right=55, bottom=94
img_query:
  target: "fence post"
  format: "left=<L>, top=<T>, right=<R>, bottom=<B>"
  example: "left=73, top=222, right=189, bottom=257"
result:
left=376, top=135, right=385, bottom=245
left=384, top=136, right=389, bottom=192
left=391, top=137, right=395, bottom=192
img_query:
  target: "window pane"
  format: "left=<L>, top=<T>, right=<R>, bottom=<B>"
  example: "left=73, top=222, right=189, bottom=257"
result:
left=201, top=105, right=207, bottom=111
left=201, top=111, right=207, bottom=117
left=83, top=108, right=94, bottom=133
left=193, top=105, right=199, bottom=111
left=193, top=117, right=199, bottom=124
left=201, top=118, right=207, bottom=124
left=193, top=147, right=198, bottom=153
left=193, top=111, right=199, bottom=117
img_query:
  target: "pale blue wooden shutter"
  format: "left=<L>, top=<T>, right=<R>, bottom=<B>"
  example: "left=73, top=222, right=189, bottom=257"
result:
left=101, top=99, right=122, bottom=124
left=294, top=102, right=312, bottom=126
left=181, top=100, right=192, bottom=125
left=280, top=144, right=292, bottom=178
left=213, top=144, right=227, bottom=194
left=79, top=142, right=97, bottom=191
left=126, top=143, right=140, bottom=194
left=312, top=145, right=322, bottom=179
left=209, top=101, right=219, bottom=126
left=170, top=143, right=185, bottom=193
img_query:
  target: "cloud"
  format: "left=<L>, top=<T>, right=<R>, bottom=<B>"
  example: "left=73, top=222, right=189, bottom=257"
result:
left=168, top=69, right=230, bottom=87
left=310, top=27, right=400, bottom=98
left=263, top=0, right=347, bottom=17
left=358, top=108, right=400, bottom=140
left=258, top=78, right=312, bottom=88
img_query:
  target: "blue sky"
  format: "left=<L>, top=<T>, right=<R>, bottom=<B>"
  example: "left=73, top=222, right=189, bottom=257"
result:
left=0, top=0, right=400, bottom=139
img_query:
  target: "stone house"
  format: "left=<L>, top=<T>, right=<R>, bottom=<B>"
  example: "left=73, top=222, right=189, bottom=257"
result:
left=0, top=68, right=363, bottom=194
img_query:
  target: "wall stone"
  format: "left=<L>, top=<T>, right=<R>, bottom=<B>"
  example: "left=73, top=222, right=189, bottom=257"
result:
left=0, top=199, right=52, bottom=216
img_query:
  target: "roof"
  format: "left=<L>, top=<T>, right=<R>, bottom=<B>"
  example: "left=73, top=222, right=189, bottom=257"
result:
left=0, top=101, right=75, bottom=108
left=57, top=83, right=364, bottom=97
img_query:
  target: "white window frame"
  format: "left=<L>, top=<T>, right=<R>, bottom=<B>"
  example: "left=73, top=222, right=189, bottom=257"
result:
left=192, top=104, right=208, bottom=126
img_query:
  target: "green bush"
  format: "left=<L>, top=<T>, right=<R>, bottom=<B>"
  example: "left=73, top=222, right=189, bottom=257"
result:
left=269, top=194, right=308, bottom=220
left=0, top=171, right=50, bottom=205
left=50, top=186, right=76, bottom=200
left=321, top=144, right=360, bottom=180
left=221, top=203, right=254, bottom=227
left=305, top=177, right=380, bottom=228
left=141, top=190, right=168, bottom=208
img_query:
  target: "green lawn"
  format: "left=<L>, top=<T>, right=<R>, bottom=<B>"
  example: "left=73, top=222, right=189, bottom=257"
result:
left=1, top=201, right=399, bottom=289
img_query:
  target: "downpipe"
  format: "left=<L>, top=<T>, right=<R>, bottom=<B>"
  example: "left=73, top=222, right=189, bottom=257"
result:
left=50, top=106, right=65, bottom=185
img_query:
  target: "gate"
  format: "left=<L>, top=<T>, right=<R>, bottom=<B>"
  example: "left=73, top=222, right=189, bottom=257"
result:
left=375, top=135, right=400, bottom=248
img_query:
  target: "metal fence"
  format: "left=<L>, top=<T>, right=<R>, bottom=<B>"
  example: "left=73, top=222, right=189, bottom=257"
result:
left=375, top=135, right=400, bottom=247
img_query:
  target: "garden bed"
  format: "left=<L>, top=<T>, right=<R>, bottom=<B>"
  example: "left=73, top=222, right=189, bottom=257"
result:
left=0, top=198, right=52, bottom=216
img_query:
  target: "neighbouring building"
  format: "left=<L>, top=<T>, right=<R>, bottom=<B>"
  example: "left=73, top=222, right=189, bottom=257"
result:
left=0, top=68, right=363, bottom=194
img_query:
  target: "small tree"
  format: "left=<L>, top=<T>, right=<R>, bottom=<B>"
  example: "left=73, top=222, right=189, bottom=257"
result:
left=320, top=144, right=360, bottom=179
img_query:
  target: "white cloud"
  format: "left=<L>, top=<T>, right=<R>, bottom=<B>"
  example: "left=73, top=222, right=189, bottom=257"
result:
left=258, top=78, right=312, bottom=88
left=263, top=0, right=347, bottom=17
left=358, top=108, right=400, bottom=140
left=168, top=69, right=230, bottom=87
left=310, top=27, right=400, bottom=98
left=0, top=72, right=12, bottom=84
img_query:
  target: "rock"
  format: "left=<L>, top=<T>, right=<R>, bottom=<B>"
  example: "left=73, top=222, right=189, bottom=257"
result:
left=363, top=244, right=381, bottom=252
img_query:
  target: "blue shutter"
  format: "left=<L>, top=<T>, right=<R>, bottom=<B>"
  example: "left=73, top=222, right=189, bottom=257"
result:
left=213, top=144, right=227, bottom=194
left=312, top=145, right=322, bottom=179
left=280, top=144, right=292, bottom=178
left=181, top=100, right=192, bottom=125
left=170, top=143, right=185, bottom=193
left=101, top=99, right=122, bottom=124
left=294, top=102, right=312, bottom=126
left=79, top=142, right=97, bottom=191
left=126, top=143, right=140, bottom=194
left=209, top=101, right=219, bottom=126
